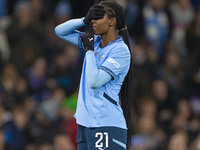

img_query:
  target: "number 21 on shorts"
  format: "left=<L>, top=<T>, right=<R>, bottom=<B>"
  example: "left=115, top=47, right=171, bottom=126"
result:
left=95, top=132, right=109, bottom=149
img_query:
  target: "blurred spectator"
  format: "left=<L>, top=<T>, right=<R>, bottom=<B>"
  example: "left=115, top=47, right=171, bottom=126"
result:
left=185, top=8, right=200, bottom=70
left=187, top=116, right=200, bottom=143
left=54, top=0, right=72, bottom=25
left=23, top=97, right=35, bottom=118
left=38, top=144, right=52, bottom=150
left=167, top=131, right=188, bottom=150
left=129, top=0, right=172, bottom=58
left=176, top=99, right=200, bottom=142
left=0, top=0, right=8, bottom=17
left=0, top=64, right=29, bottom=110
left=190, top=94, right=200, bottom=116
left=131, top=115, right=165, bottom=150
left=145, top=42, right=159, bottom=65
left=126, top=0, right=139, bottom=27
left=0, top=104, right=12, bottom=127
left=191, top=0, right=200, bottom=11
left=151, top=80, right=171, bottom=107
left=62, top=91, right=78, bottom=113
left=158, top=47, right=184, bottom=99
left=0, top=0, right=11, bottom=65
left=151, top=80, right=174, bottom=133
left=137, top=96, right=157, bottom=118
left=60, top=91, right=78, bottom=148
left=169, top=0, right=194, bottom=55
left=39, top=88, right=66, bottom=122
left=132, top=40, right=157, bottom=101
left=190, top=134, right=200, bottom=150
left=170, top=114, right=188, bottom=133
left=3, top=105, right=29, bottom=150
left=43, top=21, right=63, bottom=67
left=29, top=0, right=44, bottom=22
left=25, top=106, right=60, bottom=147
left=25, top=57, right=50, bottom=102
left=0, top=128, right=9, bottom=150
left=181, top=67, right=200, bottom=101
left=53, top=131, right=75, bottom=150
left=176, top=99, right=192, bottom=120
left=0, top=20, right=10, bottom=66
left=49, top=45, right=81, bottom=96
left=1, top=63, right=18, bottom=92
left=6, top=1, right=44, bottom=74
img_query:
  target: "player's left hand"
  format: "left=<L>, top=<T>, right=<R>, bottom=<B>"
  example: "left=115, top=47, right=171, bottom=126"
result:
left=81, top=31, right=94, bottom=52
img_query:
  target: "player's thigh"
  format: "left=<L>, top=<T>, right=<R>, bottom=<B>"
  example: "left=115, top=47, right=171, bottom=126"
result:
left=85, top=127, right=127, bottom=150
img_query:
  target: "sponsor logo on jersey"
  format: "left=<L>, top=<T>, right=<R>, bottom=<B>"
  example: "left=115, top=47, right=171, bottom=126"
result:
left=107, top=57, right=120, bottom=68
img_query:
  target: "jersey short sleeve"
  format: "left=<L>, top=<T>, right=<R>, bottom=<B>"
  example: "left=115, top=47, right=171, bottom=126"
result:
left=99, top=45, right=130, bottom=79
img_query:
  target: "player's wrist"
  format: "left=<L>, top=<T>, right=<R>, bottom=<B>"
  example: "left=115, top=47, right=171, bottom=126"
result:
left=81, top=17, right=87, bottom=25
left=83, top=17, right=89, bottom=24
left=86, top=50, right=95, bottom=56
left=85, top=48, right=94, bottom=52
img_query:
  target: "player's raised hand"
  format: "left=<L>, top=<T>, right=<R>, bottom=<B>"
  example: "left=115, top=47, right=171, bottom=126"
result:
left=83, top=4, right=105, bottom=24
left=81, top=29, right=94, bottom=52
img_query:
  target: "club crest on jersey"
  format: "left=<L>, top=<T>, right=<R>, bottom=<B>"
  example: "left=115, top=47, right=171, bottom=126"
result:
left=107, top=57, right=120, bottom=68
left=100, top=55, right=105, bottom=60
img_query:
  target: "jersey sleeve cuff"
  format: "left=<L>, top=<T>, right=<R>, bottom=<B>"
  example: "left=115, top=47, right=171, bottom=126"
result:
left=81, top=17, right=86, bottom=25
left=86, top=50, right=95, bottom=55
left=99, top=66, right=116, bottom=80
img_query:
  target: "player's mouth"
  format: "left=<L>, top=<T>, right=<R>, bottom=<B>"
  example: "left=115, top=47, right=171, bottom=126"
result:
left=93, top=25, right=97, bottom=29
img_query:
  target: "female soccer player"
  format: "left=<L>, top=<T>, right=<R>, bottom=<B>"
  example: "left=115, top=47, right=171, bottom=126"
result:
left=55, top=1, right=132, bottom=149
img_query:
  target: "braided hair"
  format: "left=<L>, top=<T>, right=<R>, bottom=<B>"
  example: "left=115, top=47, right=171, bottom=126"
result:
left=99, top=0, right=133, bottom=148
left=99, top=1, right=130, bottom=48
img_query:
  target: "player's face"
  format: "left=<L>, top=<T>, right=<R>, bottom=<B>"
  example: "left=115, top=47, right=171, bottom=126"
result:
left=91, top=14, right=115, bottom=35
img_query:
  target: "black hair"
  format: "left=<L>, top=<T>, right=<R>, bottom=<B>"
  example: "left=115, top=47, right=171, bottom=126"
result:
left=99, top=1, right=133, bottom=148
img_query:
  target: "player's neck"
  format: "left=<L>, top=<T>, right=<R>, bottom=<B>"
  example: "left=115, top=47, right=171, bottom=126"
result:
left=100, top=29, right=118, bottom=48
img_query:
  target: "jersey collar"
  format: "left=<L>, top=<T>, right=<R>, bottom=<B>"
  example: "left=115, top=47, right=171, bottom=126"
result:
left=100, top=36, right=123, bottom=48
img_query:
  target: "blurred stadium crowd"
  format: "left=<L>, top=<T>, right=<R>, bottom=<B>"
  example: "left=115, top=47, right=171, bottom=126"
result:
left=0, top=0, right=200, bottom=149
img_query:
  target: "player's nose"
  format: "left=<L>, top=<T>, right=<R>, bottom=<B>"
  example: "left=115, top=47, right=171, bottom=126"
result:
left=91, top=19, right=97, bottom=23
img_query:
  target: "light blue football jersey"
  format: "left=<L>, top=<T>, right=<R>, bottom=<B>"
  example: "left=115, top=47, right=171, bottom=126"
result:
left=74, top=35, right=130, bottom=129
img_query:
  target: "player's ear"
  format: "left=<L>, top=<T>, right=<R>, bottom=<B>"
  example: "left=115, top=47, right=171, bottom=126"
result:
left=109, top=17, right=116, bottom=28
